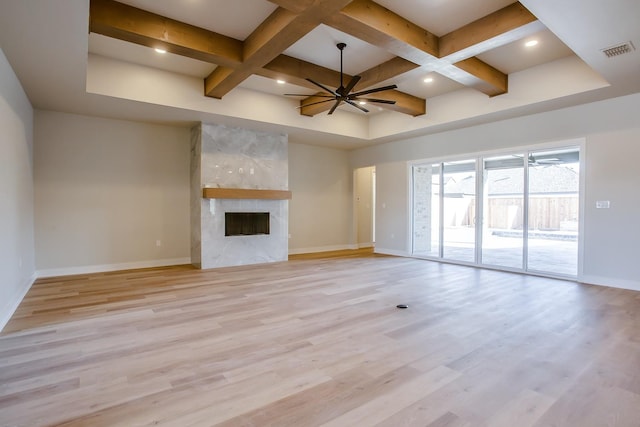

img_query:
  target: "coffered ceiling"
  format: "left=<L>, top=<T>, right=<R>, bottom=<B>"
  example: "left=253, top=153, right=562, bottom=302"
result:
left=0, top=0, right=639, bottom=148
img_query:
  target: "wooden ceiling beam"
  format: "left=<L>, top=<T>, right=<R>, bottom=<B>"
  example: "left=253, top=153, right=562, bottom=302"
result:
left=266, top=0, right=316, bottom=14
left=205, top=0, right=354, bottom=99
left=355, top=57, right=420, bottom=91
left=91, top=0, right=535, bottom=113
left=299, top=89, right=425, bottom=117
left=299, top=94, right=338, bottom=117
left=452, top=58, right=508, bottom=96
left=325, top=0, right=509, bottom=96
left=326, top=0, right=439, bottom=64
left=298, top=62, right=425, bottom=116
left=361, top=90, right=426, bottom=116
left=260, top=55, right=347, bottom=90
left=89, top=0, right=243, bottom=68
left=260, top=54, right=419, bottom=93
left=265, top=55, right=424, bottom=116
left=439, top=2, right=540, bottom=61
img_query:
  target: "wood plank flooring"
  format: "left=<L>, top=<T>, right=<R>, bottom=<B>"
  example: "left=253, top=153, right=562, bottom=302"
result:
left=2, top=250, right=640, bottom=426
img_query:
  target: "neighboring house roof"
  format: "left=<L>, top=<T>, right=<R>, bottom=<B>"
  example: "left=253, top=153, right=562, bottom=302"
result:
left=443, top=165, right=579, bottom=196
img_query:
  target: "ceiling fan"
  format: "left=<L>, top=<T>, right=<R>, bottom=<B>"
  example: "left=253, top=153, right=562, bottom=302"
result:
left=284, top=43, right=398, bottom=115
left=528, top=154, right=562, bottom=166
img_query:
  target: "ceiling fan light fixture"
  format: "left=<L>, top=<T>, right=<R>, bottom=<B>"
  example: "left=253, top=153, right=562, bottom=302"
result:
left=284, top=42, right=398, bottom=115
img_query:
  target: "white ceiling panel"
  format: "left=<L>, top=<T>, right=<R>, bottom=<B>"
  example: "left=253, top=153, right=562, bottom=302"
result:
left=118, top=0, right=277, bottom=40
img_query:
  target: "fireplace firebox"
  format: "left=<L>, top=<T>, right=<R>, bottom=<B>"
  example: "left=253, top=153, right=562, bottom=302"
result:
left=225, top=212, right=270, bottom=236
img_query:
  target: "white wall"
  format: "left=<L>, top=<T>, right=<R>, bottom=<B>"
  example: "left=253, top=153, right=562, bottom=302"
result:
left=355, top=166, right=374, bottom=247
left=0, top=48, right=36, bottom=330
left=581, top=128, right=640, bottom=289
left=352, top=93, right=640, bottom=291
left=288, top=142, right=354, bottom=253
left=374, top=162, right=411, bottom=256
left=34, top=111, right=191, bottom=276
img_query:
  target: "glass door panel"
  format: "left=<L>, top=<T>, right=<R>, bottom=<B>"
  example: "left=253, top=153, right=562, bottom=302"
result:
left=527, top=148, right=579, bottom=276
left=482, top=155, right=525, bottom=269
left=412, top=163, right=440, bottom=257
left=442, top=160, right=476, bottom=262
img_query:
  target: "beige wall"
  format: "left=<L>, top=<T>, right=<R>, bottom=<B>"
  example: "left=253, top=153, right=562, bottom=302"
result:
left=31, top=114, right=357, bottom=274
left=355, top=166, right=374, bottom=247
left=288, top=142, right=354, bottom=253
left=34, top=111, right=191, bottom=276
left=373, top=162, right=410, bottom=256
left=0, top=49, right=35, bottom=330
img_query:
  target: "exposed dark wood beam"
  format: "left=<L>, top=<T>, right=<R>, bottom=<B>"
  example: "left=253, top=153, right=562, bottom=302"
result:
left=89, top=0, right=243, bottom=68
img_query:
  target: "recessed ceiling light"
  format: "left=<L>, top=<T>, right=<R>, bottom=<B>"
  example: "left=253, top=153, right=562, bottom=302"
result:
left=525, top=40, right=538, bottom=47
left=423, top=77, right=434, bottom=83
left=359, top=101, right=367, bottom=105
left=276, top=79, right=286, bottom=84
left=154, top=48, right=167, bottom=54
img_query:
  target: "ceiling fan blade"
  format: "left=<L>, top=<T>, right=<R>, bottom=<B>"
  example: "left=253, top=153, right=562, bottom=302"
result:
left=350, top=84, right=398, bottom=97
left=328, top=100, right=342, bottom=115
left=345, top=99, right=369, bottom=113
left=284, top=93, right=334, bottom=97
left=343, top=75, right=361, bottom=96
left=296, top=99, right=335, bottom=109
left=353, top=98, right=396, bottom=105
left=306, top=78, right=338, bottom=96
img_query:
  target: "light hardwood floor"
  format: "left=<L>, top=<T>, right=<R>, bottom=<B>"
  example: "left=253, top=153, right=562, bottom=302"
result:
left=1, top=250, right=640, bottom=426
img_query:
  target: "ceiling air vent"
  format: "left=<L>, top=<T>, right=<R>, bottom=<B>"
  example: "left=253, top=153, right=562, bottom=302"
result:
left=601, top=41, right=635, bottom=58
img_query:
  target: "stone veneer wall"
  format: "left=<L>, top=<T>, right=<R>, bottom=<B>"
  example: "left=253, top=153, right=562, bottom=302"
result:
left=191, top=123, right=288, bottom=269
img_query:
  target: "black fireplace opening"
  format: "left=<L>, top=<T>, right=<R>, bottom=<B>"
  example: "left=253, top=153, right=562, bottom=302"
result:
left=225, top=212, right=270, bottom=236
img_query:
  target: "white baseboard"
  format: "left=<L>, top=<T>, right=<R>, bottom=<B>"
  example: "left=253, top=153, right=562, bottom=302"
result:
left=579, top=275, right=640, bottom=292
left=288, top=244, right=358, bottom=255
left=0, top=271, right=37, bottom=332
left=37, top=257, right=192, bottom=279
left=374, top=247, right=410, bottom=257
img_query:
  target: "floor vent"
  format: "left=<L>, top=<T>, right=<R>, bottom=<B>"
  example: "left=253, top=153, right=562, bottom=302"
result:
left=601, top=41, right=635, bottom=58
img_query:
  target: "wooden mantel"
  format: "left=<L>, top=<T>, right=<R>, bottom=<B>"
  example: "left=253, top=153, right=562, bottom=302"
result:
left=202, top=188, right=292, bottom=200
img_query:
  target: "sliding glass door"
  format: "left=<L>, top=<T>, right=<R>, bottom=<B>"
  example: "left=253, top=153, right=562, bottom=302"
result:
left=481, top=155, right=525, bottom=269
left=442, top=160, right=476, bottom=263
left=526, top=148, right=580, bottom=276
left=412, top=146, right=580, bottom=278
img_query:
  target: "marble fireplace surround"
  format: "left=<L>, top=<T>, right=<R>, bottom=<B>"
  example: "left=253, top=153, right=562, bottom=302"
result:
left=191, top=122, right=290, bottom=269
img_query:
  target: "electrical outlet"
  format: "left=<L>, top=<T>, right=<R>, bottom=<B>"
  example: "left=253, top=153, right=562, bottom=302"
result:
left=156, top=240, right=162, bottom=247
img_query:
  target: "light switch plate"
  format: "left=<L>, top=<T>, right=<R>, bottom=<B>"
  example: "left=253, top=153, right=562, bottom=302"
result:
left=596, top=200, right=610, bottom=209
